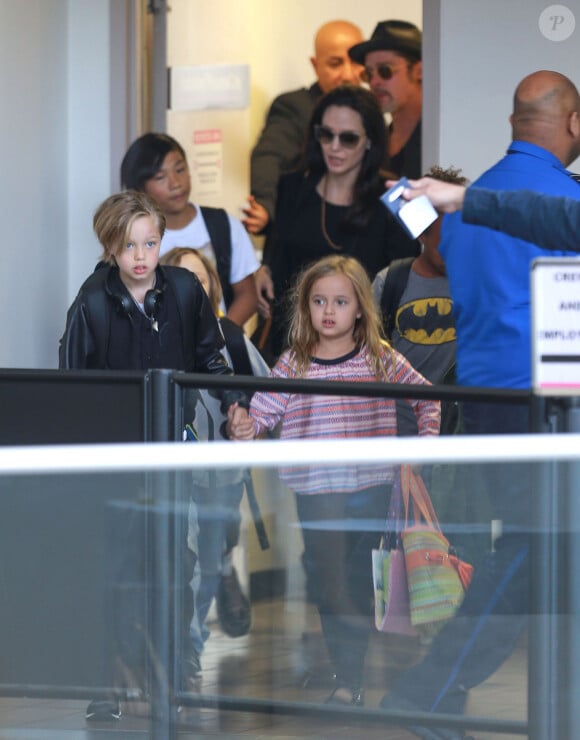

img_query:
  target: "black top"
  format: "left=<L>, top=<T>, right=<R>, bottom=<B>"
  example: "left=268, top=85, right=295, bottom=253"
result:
left=266, top=170, right=419, bottom=357
left=388, top=120, right=422, bottom=179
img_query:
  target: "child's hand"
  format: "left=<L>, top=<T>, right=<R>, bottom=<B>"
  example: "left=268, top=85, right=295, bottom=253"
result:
left=226, top=403, right=256, bottom=440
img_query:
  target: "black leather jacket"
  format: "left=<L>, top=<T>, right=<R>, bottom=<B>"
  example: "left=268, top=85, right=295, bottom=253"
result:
left=59, top=264, right=247, bottom=412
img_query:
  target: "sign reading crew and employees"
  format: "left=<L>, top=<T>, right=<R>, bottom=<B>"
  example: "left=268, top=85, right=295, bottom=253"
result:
left=532, top=258, right=580, bottom=394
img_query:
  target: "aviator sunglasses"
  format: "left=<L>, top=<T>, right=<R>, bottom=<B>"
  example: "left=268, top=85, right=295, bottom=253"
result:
left=314, top=125, right=365, bottom=149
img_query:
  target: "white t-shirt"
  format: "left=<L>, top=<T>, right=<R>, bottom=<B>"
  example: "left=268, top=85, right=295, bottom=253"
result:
left=160, top=203, right=259, bottom=285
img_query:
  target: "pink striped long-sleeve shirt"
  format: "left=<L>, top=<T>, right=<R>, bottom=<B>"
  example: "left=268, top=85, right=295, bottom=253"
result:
left=250, top=345, right=440, bottom=494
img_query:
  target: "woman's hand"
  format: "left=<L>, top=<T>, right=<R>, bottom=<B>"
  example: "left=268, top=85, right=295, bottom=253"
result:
left=254, top=264, right=275, bottom=319
left=241, top=195, right=270, bottom=234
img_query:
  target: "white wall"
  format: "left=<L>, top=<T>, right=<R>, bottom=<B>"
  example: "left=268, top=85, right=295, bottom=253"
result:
left=424, top=0, right=580, bottom=182
left=0, top=0, right=69, bottom=368
left=0, top=0, right=133, bottom=369
left=67, top=0, right=116, bottom=310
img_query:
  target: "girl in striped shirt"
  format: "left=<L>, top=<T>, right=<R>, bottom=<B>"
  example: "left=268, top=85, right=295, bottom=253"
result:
left=230, top=255, right=440, bottom=706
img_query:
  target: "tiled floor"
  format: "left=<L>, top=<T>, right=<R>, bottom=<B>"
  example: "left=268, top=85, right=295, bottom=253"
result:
left=0, top=598, right=526, bottom=739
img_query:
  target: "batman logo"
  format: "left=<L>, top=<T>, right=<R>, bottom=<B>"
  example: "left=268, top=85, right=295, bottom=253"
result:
left=395, top=297, right=455, bottom=345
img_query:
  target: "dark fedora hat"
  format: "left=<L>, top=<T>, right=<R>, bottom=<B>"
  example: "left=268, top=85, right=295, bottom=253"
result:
left=349, top=20, right=422, bottom=64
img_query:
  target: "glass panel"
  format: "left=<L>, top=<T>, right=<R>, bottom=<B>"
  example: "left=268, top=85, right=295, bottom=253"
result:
left=1, top=442, right=566, bottom=738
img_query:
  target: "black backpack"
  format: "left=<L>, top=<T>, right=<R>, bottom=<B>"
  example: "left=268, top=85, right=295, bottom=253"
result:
left=219, top=316, right=253, bottom=377
left=200, top=206, right=233, bottom=310
left=380, top=257, right=414, bottom=340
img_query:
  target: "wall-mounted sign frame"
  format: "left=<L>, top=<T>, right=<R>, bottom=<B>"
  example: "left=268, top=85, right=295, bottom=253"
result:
left=169, top=64, right=250, bottom=111
left=532, top=257, right=580, bottom=395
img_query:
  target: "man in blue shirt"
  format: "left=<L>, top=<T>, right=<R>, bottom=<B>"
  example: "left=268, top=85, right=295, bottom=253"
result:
left=441, top=72, right=580, bottom=392
left=380, top=70, right=580, bottom=740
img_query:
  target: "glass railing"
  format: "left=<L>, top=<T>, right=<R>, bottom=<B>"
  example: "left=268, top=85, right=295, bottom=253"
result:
left=1, top=431, right=578, bottom=738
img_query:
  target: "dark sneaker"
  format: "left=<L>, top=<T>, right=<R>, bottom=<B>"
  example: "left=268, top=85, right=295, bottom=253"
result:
left=85, top=699, right=122, bottom=722
left=180, top=652, right=202, bottom=693
left=216, top=567, right=251, bottom=637
left=190, top=652, right=202, bottom=677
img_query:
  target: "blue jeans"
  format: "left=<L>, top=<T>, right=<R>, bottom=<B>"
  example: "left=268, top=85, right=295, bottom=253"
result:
left=188, top=481, right=244, bottom=655
left=389, top=401, right=531, bottom=714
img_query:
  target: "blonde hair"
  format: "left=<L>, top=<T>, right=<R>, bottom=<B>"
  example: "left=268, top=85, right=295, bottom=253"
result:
left=288, top=255, right=394, bottom=379
left=160, top=247, right=222, bottom=315
left=93, top=191, right=166, bottom=264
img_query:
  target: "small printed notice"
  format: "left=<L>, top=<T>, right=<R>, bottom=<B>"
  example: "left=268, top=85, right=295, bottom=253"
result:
left=532, top=258, right=580, bottom=394
left=191, top=129, right=222, bottom=198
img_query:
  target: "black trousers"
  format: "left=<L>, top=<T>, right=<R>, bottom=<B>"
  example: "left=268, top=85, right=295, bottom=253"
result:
left=296, top=484, right=391, bottom=690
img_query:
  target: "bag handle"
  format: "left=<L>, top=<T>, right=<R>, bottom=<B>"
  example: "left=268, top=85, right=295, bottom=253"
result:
left=401, top=465, right=442, bottom=533
left=400, top=465, right=419, bottom=524
left=379, top=471, right=404, bottom=549
left=410, top=469, right=441, bottom=529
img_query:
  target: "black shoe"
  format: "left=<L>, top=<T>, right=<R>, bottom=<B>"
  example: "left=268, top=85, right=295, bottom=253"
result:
left=190, top=652, right=202, bottom=676
left=379, top=693, right=465, bottom=740
left=180, top=652, right=202, bottom=693
left=85, top=699, right=122, bottom=722
left=216, top=567, right=251, bottom=637
left=325, top=686, right=365, bottom=706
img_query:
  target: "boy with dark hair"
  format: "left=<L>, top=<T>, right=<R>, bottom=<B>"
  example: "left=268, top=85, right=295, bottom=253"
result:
left=121, top=133, right=259, bottom=326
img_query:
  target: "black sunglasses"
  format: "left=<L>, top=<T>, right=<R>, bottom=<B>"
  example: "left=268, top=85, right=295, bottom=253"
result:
left=314, top=125, right=364, bottom=149
left=361, top=63, right=405, bottom=83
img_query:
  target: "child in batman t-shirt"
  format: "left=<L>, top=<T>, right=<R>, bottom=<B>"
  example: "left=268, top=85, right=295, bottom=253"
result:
left=373, top=166, right=467, bottom=436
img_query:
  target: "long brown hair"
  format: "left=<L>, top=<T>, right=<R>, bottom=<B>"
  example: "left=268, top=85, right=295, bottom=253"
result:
left=288, top=255, right=394, bottom=379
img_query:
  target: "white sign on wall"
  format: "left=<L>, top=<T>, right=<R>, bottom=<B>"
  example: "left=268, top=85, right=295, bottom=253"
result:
left=191, top=129, right=222, bottom=198
left=169, top=64, right=250, bottom=111
left=532, top=258, right=580, bottom=394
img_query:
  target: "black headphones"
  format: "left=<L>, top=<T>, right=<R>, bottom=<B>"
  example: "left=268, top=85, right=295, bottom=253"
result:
left=106, top=267, right=165, bottom=322
left=112, top=287, right=163, bottom=319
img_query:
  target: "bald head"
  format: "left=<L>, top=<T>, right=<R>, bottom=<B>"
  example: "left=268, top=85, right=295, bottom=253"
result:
left=511, top=70, right=580, bottom=165
left=311, top=20, right=364, bottom=93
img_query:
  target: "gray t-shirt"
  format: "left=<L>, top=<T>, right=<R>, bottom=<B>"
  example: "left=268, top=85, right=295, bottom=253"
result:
left=373, top=265, right=456, bottom=435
